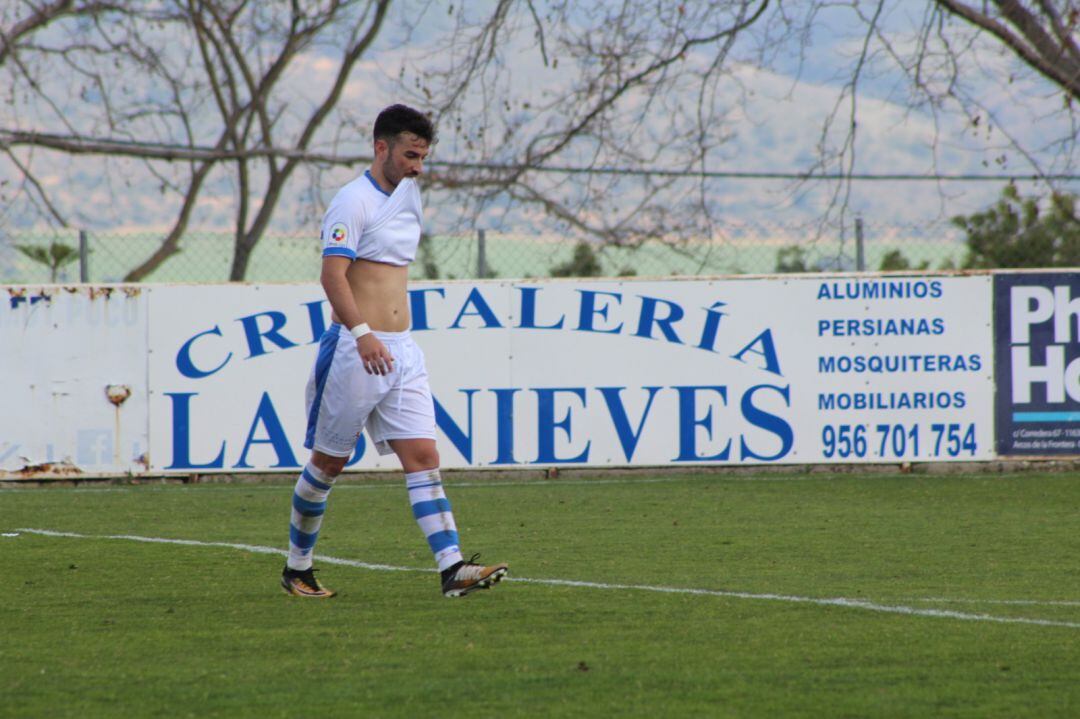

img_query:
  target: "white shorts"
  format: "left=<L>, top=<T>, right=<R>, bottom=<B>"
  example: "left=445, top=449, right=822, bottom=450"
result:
left=304, top=325, right=436, bottom=458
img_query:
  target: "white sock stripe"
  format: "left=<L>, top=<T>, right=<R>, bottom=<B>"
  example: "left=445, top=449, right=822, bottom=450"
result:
left=415, top=513, right=458, bottom=538
left=305, top=462, right=333, bottom=484
left=14, top=528, right=1080, bottom=630
left=294, top=480, right=331, bottom=503
left=405, top=468, right=441, bottom=488
left=435, top=548, right=463, bottom=570
left=290, top=509, right=323, bottom=534
left=408, top=482, right=447, bottom=499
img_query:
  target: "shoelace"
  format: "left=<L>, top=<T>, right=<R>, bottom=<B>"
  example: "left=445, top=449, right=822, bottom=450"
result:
left=453, top=554, right=485, bottom=580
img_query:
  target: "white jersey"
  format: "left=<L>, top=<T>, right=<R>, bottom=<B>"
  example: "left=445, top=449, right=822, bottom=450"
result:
left=320, top=171, right=422, bottom=266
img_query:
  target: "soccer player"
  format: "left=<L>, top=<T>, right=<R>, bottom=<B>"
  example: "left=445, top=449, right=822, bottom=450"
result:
left=281, top=104, right=507, bottom=599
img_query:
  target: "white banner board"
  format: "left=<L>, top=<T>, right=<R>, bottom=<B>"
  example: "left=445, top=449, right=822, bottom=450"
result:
left=1, top=275, right=996, bottom=477
left=1, top=286, right=148, bottom=476
left=144, top=276, right=994, bottom=472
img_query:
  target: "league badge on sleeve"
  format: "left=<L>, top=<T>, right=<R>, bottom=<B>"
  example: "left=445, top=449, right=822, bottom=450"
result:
left=329, top=222, right=348, bottom=245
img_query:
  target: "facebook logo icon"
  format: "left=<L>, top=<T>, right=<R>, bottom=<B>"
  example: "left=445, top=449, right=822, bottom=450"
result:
left=76, top=429, right=114, bottom=466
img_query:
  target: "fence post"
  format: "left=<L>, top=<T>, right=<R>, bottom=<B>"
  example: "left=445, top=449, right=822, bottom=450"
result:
left=854, top=216, right=865, bottom=272
left=79, top=229, right=89, bottom=282
left=477, top=228, right=487, bottom=279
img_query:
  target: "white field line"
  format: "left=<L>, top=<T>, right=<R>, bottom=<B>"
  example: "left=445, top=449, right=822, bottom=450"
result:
left=896, top=597, right=1080, bottom=607
left=14, top=528, right=1080, bottom=630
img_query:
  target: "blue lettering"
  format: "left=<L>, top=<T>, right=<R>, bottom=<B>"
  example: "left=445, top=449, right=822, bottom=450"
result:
left=516, top=287, right=565, bottom=330
left=576, top=290, right=623, bottom=334
left=695, top=301, right=727, bottom=352
left=739, top=384, right=793, bottom=461
left=165, top=392, right=225, bottom=469
left=434, top=390, right=479, bottom=463
left=450, top=287, right=503, bottom=329
left=8, top=294, right=49, bottom=310
left=598, top=386, right=661, bottom=461
left=176, top=325, right=232, bottom=378
left=344, top=435, right=367, bottom=467
left=535, top=387, right=591, bottom=464
left=238, top=311, right=298, bottom=358
left=731, top=329, right=782, bottom=375
left=409, top=287, right=445, bottom=331
left=490, top=388, right=520, bottom=465
left=234, top=392, right=299, bottom=468
left=634, top=296, right=684, bottom=344
left=302, top=299, right=327, bottom=343
left=673, top=386, right=731, bottom=462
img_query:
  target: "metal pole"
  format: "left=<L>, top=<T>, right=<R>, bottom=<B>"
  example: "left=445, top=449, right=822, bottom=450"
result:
left=854, top=216, right=865, bottom=272
left=477, top=228, right=487, bottom=278
left=79, top=229, right=89, bottom=282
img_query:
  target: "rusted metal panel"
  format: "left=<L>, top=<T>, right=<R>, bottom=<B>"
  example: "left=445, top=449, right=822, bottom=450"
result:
left=1, top=285, right=149, bottom=479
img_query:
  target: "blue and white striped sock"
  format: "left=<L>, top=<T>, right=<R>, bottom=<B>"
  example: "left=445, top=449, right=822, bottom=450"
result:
left=406, top=469, right=463, bottom=571
left=287, top=463, right=337, bottom=571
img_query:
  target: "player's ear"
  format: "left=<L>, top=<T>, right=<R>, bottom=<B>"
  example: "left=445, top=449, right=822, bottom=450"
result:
left=374, top=137, right=389, bottom=157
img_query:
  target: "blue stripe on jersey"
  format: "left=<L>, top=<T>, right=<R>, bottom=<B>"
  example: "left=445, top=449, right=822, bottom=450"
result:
left=323, top=246, right=357, bottom=259
left=411, top=498, right=452, bottom=520
left=292, top=493, right=327, bottom=517
left=290, top=525, right=319, bottom=550
left=426, top=529, right=460, bottom=554
left=300, top=467, right=333, bottom=492
left=365, top=170, right=392, bottom=197
left=304, top=326, right=342, bottom=450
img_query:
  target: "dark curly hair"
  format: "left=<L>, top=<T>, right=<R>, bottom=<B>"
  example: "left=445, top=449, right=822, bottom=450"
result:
left=373, top=104, right=436, bottom=145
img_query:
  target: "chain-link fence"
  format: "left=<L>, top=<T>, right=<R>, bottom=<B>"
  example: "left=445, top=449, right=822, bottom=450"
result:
left=0, top=218, right=990, bottom=284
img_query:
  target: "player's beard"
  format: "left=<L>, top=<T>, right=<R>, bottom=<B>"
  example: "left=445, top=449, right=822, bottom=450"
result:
left=387, top=162, right=416, bottom=188
left=383, top=161, right=401, bottom=188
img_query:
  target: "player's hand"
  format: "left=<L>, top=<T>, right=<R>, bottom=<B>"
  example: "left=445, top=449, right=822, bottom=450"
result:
left=357, top=334, right=394, bottom=375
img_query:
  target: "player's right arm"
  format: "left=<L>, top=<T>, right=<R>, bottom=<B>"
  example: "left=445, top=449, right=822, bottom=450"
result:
left=320, top=195, right=395, bottom=376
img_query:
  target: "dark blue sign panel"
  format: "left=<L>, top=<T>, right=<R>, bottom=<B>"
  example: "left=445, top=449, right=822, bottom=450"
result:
left=995, top=272, right=1080, bottom=455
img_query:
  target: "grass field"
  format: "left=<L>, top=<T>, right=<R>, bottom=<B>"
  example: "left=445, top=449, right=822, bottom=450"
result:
left=3, top=470, right=1079, bottom=718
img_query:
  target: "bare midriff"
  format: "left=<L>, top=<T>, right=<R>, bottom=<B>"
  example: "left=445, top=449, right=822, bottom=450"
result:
left=333, top=259, right=410, bottom=332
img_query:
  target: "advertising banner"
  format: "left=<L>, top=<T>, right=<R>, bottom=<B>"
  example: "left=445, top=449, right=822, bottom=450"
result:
left=805, top=275, right=993, bottom=463
left=994, top=272, right=1080, bottom=455
left=146, top=275, right=995, bottom=472
left=0, top=286, right=149, bottom=476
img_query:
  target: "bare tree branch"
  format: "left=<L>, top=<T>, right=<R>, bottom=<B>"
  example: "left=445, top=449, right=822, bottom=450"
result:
left=936, top=0, right=1080, bottom=100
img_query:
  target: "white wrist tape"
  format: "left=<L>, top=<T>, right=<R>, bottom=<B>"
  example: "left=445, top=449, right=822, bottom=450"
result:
left=349, top=323, right=371, bottom=340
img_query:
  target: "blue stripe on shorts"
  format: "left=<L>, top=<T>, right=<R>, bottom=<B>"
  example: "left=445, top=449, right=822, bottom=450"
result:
left=304, top=325, right=342, bottom=450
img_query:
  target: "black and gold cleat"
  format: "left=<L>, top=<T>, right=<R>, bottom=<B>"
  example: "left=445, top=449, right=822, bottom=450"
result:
left=440, top=554, right=508, bottom=598
left=281, top=566, right=336, bottom=598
